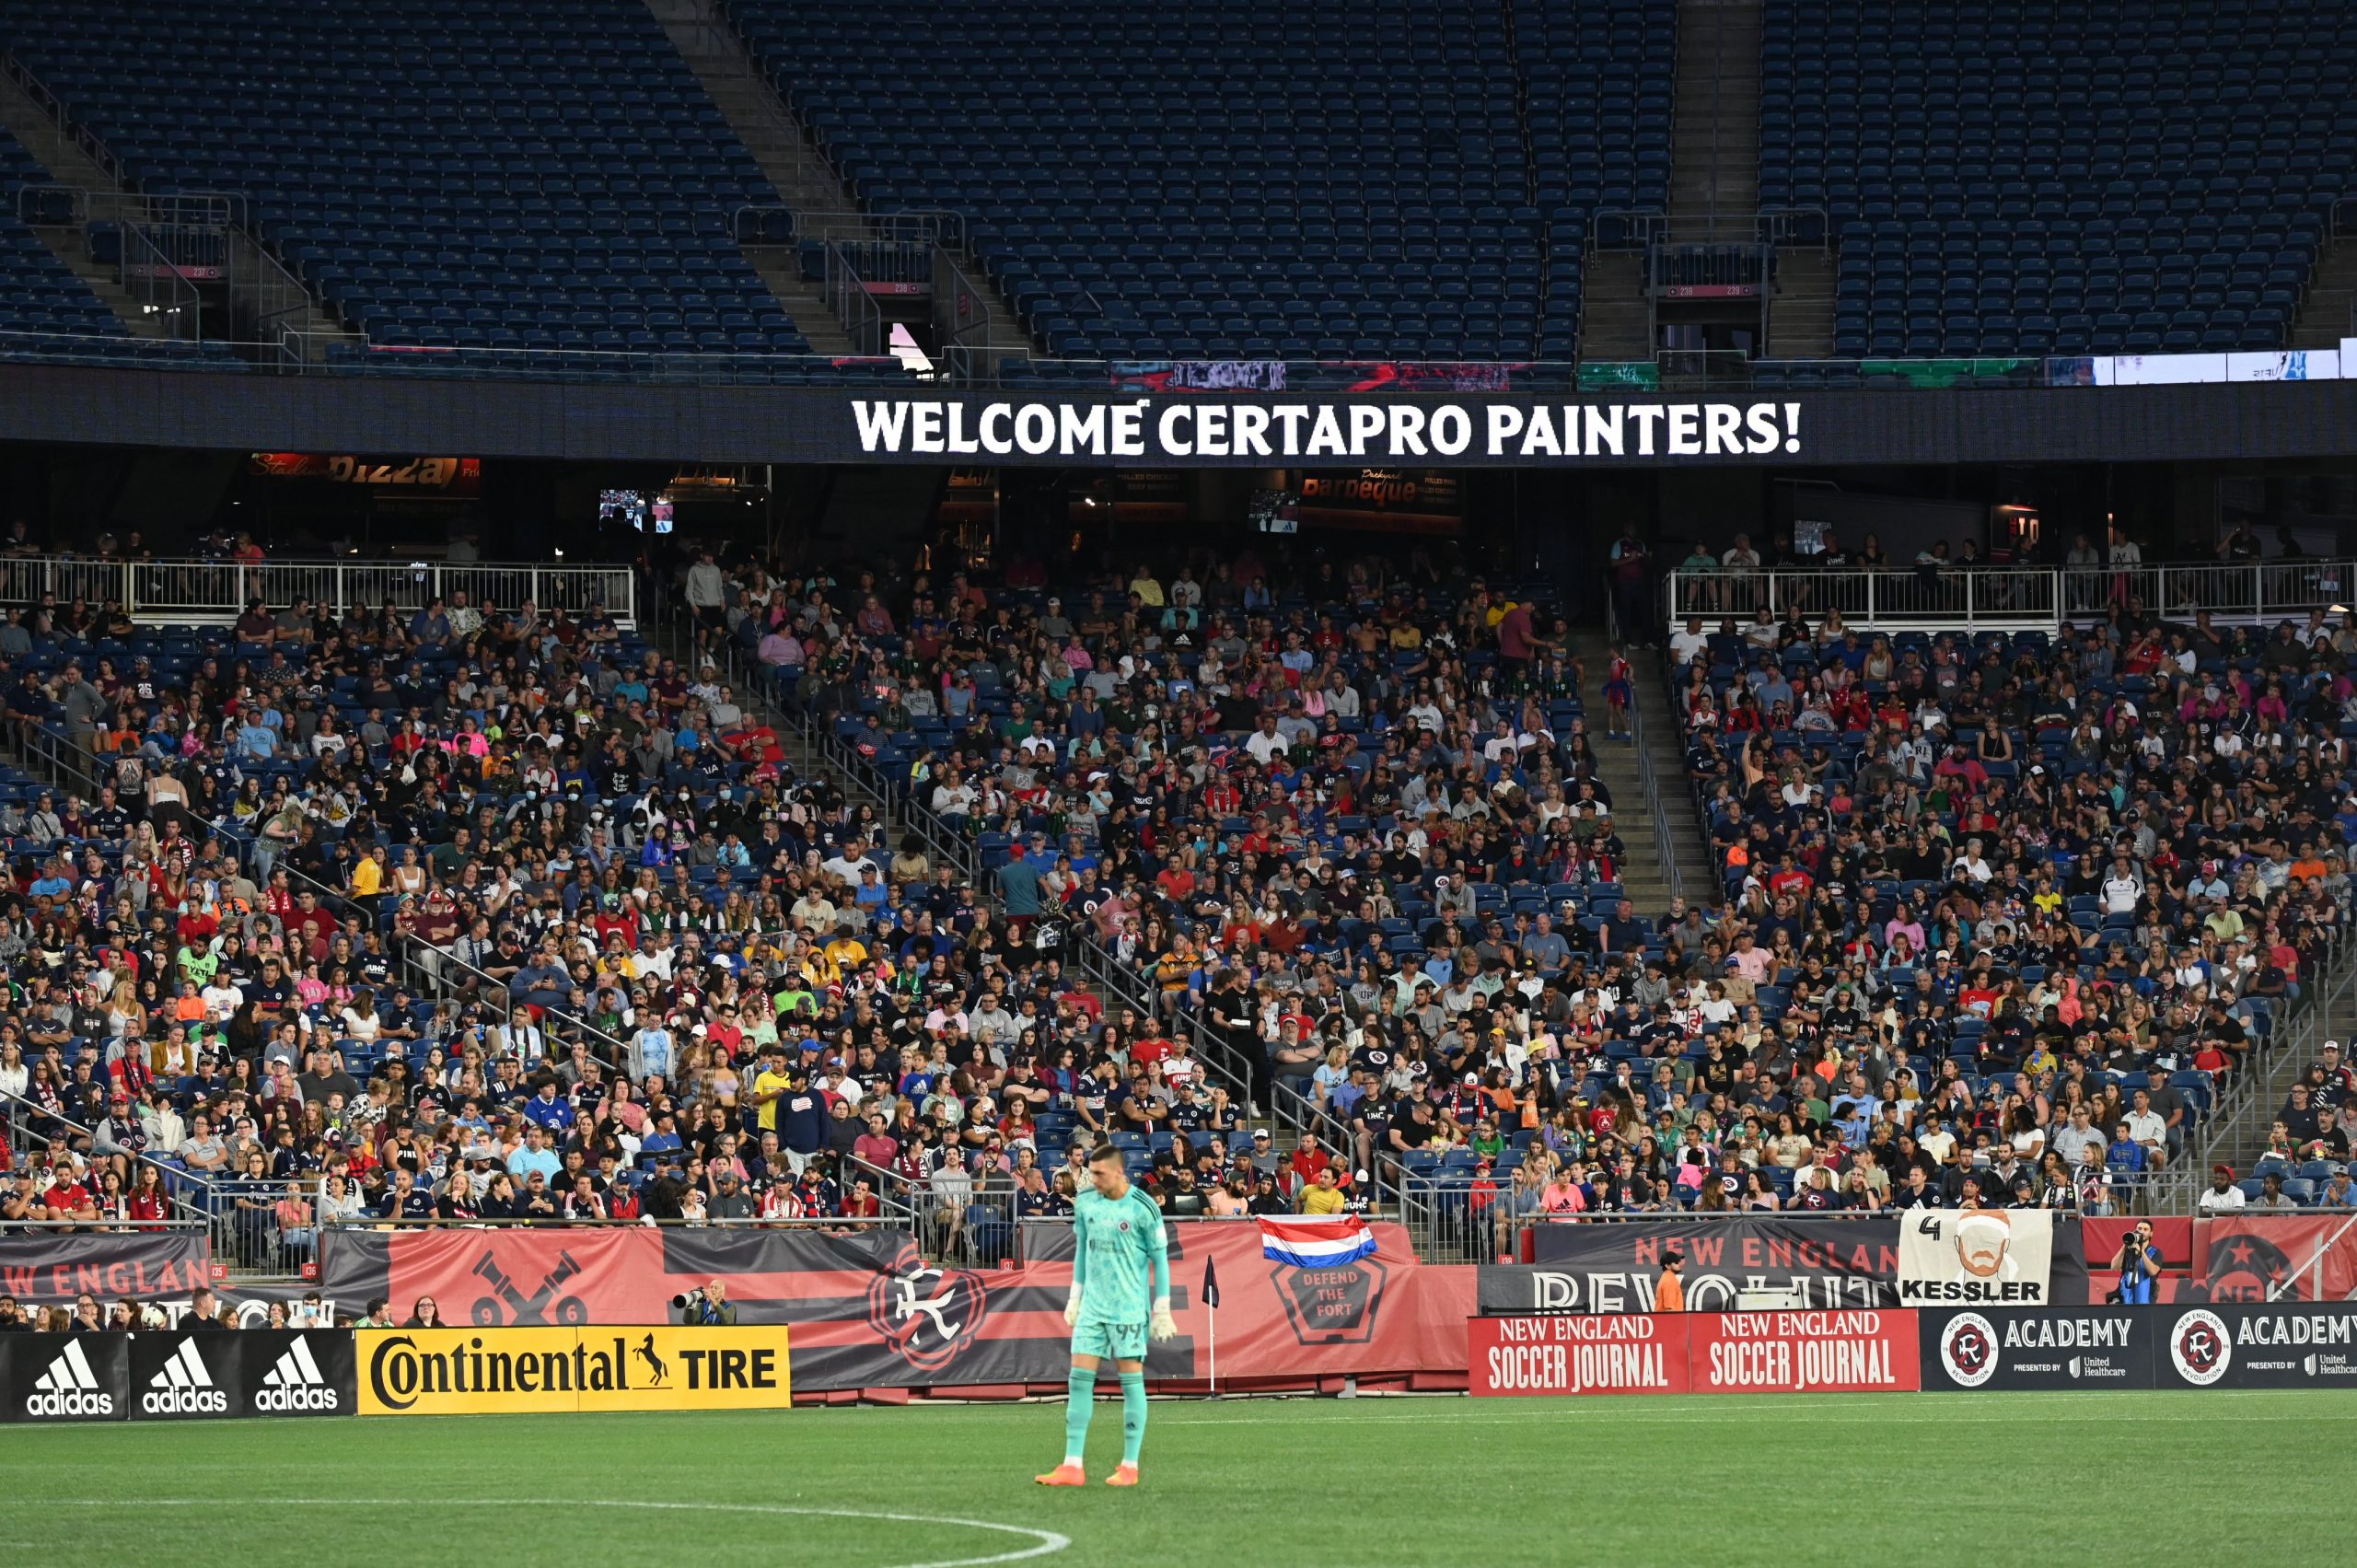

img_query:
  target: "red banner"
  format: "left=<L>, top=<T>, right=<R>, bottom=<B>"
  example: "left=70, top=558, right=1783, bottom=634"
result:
left=1688, top=1309, right=1920, bottom=1393
left=1472, top=1310, right=1921, bottom=1396
left=1468, top=1313, right=1688, bottom=1396
left=2192, top=1215, right=2357, bottom=1302
left=326, top=1223, right=1474, bottom=1395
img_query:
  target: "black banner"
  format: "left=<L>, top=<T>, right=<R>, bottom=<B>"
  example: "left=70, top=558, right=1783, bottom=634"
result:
left=0, top=1231, right=213, bottom=1308
left=124, top=1329, right=355, bottom=1419
left=1519, top=1218, right=1902, bottom=1310
left=8, top=362, right=2357, bottom=467
left=2157, top=1303, right=2357, bottom=1389
left=0, top=1332, right=130, bottom=1422
left=1919, top=1307, right=2154, bottom=1390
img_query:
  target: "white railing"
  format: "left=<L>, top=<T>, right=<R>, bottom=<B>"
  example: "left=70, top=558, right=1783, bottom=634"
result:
left=1666, top=559, right=2355, bottom=633
left=0, top=555, right=637, bottom=625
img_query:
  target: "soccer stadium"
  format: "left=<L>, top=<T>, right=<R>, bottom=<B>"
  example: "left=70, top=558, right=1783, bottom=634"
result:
left=4, top=1, right=2357, bottom=1562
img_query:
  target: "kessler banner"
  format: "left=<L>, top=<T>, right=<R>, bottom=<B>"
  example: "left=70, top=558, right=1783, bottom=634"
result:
left=1522, top=1218, right=1901, bottom=1310
left=1897, top=1210, right=2058, bottom=1306
left=0, top=1230, right=212, bottom=1308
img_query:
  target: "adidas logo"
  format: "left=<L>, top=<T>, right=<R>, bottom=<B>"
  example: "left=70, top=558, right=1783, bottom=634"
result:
left=255, top=1336, right=340, bottom=1412
left=142, top=1338, right=228, bottom=1414
left=28, top=1340, right=115, bottom=1417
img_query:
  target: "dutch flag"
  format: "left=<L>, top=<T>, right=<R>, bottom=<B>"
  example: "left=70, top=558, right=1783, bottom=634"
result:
left=1258, top=1215, right=1378, bottom=1269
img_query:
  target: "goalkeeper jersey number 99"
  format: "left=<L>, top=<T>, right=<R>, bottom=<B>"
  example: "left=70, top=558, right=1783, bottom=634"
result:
left=1072, top=1184, right=1168, bottom=1327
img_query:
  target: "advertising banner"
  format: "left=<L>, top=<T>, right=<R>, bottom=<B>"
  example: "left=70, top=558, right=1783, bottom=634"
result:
left=1467, top=1313, right=1689, bottom=1397
left=1897, top=1210, right=2058, bottom=1306
left=1524, top=1218, right=1901, bottom=1309
left=0, top=1230, right=212, bottom=1308
left=2189, top=1215, right=2357, bottom=1302
left=2156, top=1303, right=2357, bottom=1388
left=1469, top=1310, right=1918, bottom=1396
left=354, top=1326, right=790, bottom=1415
left=1687, top=1310, right=1920, bottom=1393
left=0, top=1332, right=129, bottom=1422
left=125, top=1330, right=355, bottom=1419
left=1918, top=1307, right=2154, bottom=1390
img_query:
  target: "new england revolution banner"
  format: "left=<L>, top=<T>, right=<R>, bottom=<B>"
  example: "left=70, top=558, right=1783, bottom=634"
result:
left=0, top=1229, right=212, bottom=1308
left=1515, top=1217, right=1901, bottom=1310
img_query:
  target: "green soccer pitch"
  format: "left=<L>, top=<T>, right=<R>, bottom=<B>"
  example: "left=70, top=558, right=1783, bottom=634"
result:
left=5, top=1391, right=2345, bottom=1566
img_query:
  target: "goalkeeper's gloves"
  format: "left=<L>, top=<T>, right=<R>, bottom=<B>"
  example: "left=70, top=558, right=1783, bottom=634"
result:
left=1064, top=1278, right=1083, bottom=1328
left=1149, top=1301, right=1178, bottom=1342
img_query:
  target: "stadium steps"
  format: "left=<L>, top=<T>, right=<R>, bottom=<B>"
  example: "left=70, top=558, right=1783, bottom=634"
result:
left=1567, top=630, right=1704, bottom=916
left=644, top=0, right=864, bottom=357
left=1577, top=250, right=1654, bottom=361
left=1767, top=244, right=1836, bottom=357
left=1665, top=0, right=1763, bottom=243
left=0, top=70, right=170, bottom=339
left=2290, top=230, right=2357, bottom=350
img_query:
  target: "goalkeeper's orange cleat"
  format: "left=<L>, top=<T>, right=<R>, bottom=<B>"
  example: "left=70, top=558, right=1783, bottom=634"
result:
left=1105, top=1464, right=1141, bottom=1487
left=1034, top=1463, right=1088, bottom=1487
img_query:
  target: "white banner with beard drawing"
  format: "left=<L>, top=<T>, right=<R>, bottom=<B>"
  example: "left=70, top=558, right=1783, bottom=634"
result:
left=1897, top=1209, right=2057, bottom=1306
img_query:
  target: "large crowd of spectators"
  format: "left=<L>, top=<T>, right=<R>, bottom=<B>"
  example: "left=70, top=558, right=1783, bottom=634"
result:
left=1662, top=586, right=2357, bottom=1213
left=6, top=522, right=2355, bottom=1288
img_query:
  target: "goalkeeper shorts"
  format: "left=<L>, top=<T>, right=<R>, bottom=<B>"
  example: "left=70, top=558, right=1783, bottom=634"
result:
left=1072, top=1319, right=1150, bottom=1362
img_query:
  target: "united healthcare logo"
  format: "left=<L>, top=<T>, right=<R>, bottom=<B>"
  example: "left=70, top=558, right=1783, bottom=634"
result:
left=255, top=1337, right=341, bottom=1412
left=27, top=1341, right=115, bottom=1418
left=142, top=1339, right=228, bottom=1415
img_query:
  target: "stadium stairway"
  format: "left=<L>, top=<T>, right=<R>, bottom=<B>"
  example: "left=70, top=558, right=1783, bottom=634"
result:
left=1666, top=0, right=1763, bottom=241
left=1576, top=250, right=1653, bottom=360
left=2196, top=961, right=2357, bottom=1201
left=1568, top=629, right=1705, bottom=916
left=2290, top=228, right=2357, bottom=349
left=643, top=0, right=860, bottom=357
left=0, top=71, right=166, bottom=338
left=1766, top=243, right=1837, bottom=356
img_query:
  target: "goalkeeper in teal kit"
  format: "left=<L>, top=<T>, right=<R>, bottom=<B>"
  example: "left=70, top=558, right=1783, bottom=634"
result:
left=1035, top=1144, right=1175, bottom=1488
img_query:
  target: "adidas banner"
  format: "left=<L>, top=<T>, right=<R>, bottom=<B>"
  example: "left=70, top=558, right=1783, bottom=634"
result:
left=0, top=1333, right=130, bottom=1422
left=123, top=1330, right=356, bottom=1420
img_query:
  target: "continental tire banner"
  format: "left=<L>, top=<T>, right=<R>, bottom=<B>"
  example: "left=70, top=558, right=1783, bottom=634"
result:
left=1897, top=1210, right=2058, bottom=1306
left=0, top=1332, right=130, bottom=1422
left=0, top=1230, right=212, bottom=1308
left=1919, top=1307, right=2154, bottom=1389
left=1470, top=1310, right=1918, bottom=1396
left=355, top=1327, right=790, bottom=1415
left=126, top=1330, right=355, bottom=1419
left=2157, top=1303, right=2357, bottom=1388
left=1521, top=1218, right=1901, bottom=1309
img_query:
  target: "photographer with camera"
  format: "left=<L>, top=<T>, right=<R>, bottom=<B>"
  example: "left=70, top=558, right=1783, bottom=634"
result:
left=2110, top=1220, right=2163, bottom=1304
left=674, top=1277, right=737, bottom=1326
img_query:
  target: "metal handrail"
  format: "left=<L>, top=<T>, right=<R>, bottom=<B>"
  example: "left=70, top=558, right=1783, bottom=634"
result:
left=1608, top=585, right=1683, bottom=903
left=1664, top=558, right=2357, bottom=634
left=0, top=553, right=638, bottom=626
left=0, top=1083, right=226, bottom=1219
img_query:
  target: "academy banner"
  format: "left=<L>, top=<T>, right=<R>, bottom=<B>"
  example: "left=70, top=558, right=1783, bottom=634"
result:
left=1919, top=1307, right=2154, bottom=1389
left=2156, top=1302, right=2357, bottom=1388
